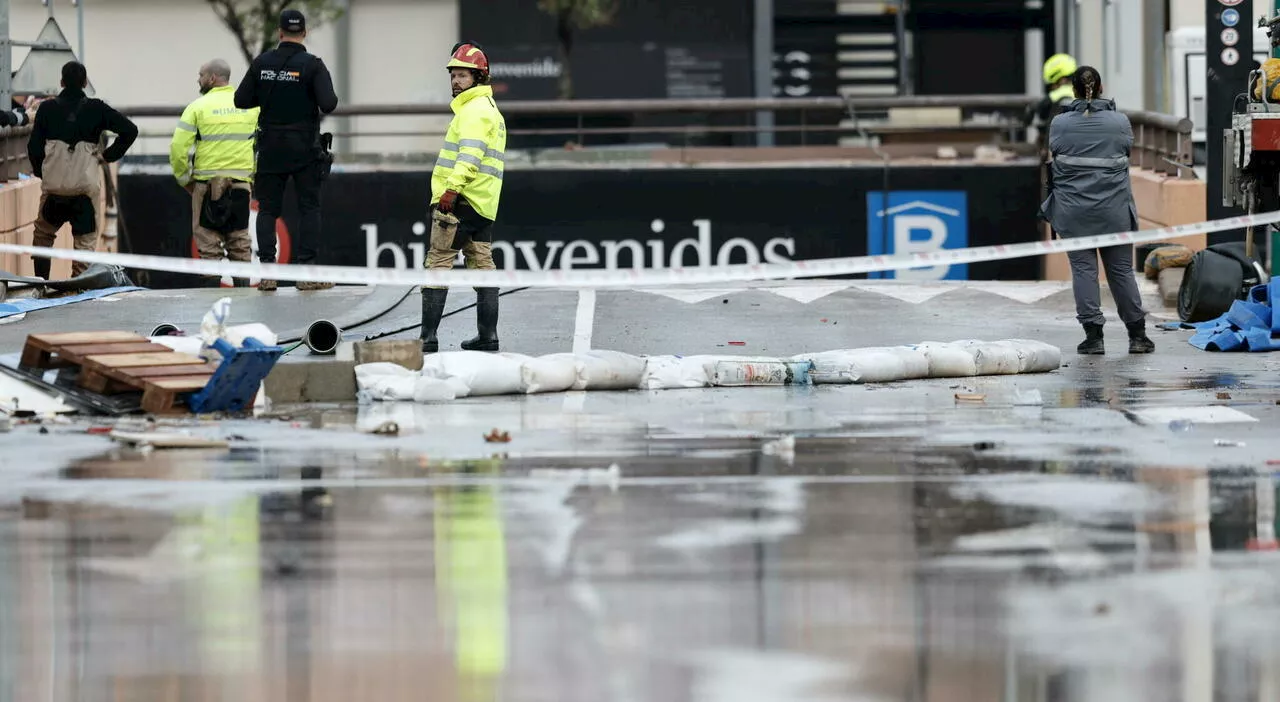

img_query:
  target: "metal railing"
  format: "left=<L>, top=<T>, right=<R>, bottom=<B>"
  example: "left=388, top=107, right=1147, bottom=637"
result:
left=0, top=97, right=1197, bottom=178
left=1124, top=110, right=1196, bottom=179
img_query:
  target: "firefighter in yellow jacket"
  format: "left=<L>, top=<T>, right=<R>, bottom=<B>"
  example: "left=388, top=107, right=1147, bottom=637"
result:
left=170, top=59, right=260, bottom=287
left=421, top=41, right=508, bottom=353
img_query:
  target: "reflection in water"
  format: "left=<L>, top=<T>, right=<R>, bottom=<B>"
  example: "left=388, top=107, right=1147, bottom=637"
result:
left=434, top=460, right=509, bottom=702
left=5, top=440, right=1280, bottom=700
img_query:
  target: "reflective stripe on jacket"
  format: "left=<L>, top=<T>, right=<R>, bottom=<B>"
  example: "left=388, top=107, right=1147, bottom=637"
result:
left=1040, top=98, right=1138, bottom=238
left=431, top=85, right=507, bottom=221
left=170, top=85, right=259, bottom=186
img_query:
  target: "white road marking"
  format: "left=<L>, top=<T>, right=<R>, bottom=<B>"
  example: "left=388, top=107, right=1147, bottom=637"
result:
left=572, top=289, right=596, bottom=354
left=761, top=283, right=850, bottom=304
left=638, top=287, right=747, bottom=304
left=850, top=282, right=956, bottom=304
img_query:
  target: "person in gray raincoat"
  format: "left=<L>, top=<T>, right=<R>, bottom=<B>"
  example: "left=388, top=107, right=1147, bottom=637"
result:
left=1040, top=65, right=1155, bottom=355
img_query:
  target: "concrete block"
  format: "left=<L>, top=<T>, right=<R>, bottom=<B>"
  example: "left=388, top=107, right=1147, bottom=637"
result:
left=354, top=340, right=424, bottom=370
left=1130, top=168, right=1163, bottom=223
left=1160, top=177, right=1206, bottom=227
left=305, top=360, right=357, bottom=402
left=264, top=357, right=359, bottom=404
left=1158, top=266, right=1186, bottom=308
left=263, top=363, right=308, bottom=404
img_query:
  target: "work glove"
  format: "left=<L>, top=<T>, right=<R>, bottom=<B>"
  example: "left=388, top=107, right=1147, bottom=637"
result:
left=438, top=190, right=458, bottom=214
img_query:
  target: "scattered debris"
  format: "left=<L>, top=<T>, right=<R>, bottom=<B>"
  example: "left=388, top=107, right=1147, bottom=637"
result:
left=108, top=431, right=230, bottom=449
left=1214, top=439, right=1246, bottom=448
left=1217, top=392, right=1232, bottom=400
left=727, top=341, right=746, bottom=346
left=367, top=420, right=400, bottom=436
left=973, top=441, right=997, bottom=451
left=484, top=428, right=511, bottom=443
left=955, top=393, right=986, bottom=403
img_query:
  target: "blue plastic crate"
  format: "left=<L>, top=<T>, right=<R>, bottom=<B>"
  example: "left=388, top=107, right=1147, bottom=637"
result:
left=187, top=336, right=285, bottom=414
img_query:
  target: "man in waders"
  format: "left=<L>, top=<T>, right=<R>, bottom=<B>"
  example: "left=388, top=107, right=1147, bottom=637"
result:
left=420, top=41, right=508, bottom=353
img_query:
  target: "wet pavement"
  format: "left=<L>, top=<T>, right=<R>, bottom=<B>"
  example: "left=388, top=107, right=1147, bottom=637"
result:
left=2, top=280, right=1280, bottom=701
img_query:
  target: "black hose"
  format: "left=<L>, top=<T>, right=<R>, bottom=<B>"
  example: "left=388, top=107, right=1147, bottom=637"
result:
left=276, top=284, right=417, bottom=345
left=361, top=286, right=530, bottom=341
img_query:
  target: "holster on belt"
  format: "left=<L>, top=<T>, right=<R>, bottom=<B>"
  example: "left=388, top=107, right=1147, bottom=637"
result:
left=430, top=208, right=460, bottom=253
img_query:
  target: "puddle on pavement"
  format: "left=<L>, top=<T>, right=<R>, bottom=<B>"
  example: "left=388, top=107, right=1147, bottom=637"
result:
left=3, top=426, right=1280, bottom=701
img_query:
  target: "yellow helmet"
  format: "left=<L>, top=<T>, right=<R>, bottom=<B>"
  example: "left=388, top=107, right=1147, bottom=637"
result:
left=1042, top=53, right=1077, bottom=85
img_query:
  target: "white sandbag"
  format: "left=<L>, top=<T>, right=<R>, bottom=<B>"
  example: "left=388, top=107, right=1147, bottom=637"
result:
left=953, top=340, right=1021, bottom=376
left=712, top=360, right=791, bottom=386
left=522, top=353, right=582, bottom=394
left=226, top=323, right=279, bottom=347
left=413, top=375, right=462, bottom=403
left=573, top=350, right=647, bottom=391
left=640, top=355, right=714, bottom=390
left=422, top=351, right=530, bottom=397
left=795, top=348, right=909, bottom=384
left=912, top=341, right=978, bottom=378
left=1002, top=339, right=1062, bottom=373
left=355, top=362, right=418, bottom=401
left=876, top=346, right=930, bottom=379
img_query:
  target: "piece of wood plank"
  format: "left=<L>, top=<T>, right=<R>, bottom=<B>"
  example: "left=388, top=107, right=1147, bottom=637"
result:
left=121, top=365, right=216, bottom=379
left=29, top=331, right=144, bottom=346
left=145, top=377, right=212, bottom=391
left=84, top=352, right=202, bottom=369
left=57, top=342, right=170, bottom=360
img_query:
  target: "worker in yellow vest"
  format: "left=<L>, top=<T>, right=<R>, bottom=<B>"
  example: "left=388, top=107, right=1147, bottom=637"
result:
left=170, top=59, right=260, bottom=287
left=421, top=41, right=508, bottom=353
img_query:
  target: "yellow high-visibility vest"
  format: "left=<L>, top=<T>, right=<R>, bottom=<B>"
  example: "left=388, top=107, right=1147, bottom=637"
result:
left=170, top=85, right=259, bottom=186
left=432, top=85, right=507, bottom=221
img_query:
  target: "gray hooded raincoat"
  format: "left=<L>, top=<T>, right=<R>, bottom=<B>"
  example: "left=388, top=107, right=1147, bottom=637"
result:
left=1040, top=98, right=1139, bottom=238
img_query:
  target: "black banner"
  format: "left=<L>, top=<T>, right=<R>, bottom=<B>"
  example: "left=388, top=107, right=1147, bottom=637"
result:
left=1207, top=0, right=1254, bottom=245
left=116, top=164, right=1042, bottom=289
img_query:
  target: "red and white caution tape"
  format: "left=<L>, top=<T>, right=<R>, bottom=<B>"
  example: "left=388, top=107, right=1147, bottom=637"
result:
left=0, top=211, right=1276, bottom=289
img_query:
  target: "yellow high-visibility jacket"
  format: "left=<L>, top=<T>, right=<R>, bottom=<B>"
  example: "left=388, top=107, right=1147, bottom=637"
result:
left=431, top=84, right=507, bottom=221
left=170, top=85, right=259, bottom=186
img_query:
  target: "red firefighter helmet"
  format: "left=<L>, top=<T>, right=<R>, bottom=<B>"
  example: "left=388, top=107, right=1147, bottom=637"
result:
left=447, top=42, right=490, bottom=82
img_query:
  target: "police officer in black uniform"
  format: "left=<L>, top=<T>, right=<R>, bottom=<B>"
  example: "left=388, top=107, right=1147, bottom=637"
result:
left=234, top=9, right=339, bottom=291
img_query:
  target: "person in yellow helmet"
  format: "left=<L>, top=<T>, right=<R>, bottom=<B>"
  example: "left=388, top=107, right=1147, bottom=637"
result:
left=1025, top=53, right=1078, bottom=130
left=421, top=40, right=508, bottom=353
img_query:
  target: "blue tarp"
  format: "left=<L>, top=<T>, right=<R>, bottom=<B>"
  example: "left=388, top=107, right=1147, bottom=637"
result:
left=1158, top=278, right=1280, bottom=351
left=0, top=286, right=146, bottom=319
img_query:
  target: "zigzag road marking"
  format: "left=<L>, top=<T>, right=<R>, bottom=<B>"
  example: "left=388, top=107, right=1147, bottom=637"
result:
left=630, top=282, right=1073, bottom=305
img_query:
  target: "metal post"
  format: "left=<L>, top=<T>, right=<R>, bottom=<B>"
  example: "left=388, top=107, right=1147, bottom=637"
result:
left=753, top=0, right=774, bottom=147
left=896, top=0, right=908, bottom=95
left=0, top=0, right=11, bottom=110
left=335, top=0, right=351, bottom=156
left=74, top=0, right=83, bottom=63
left=1275, top=0, right=1280, bottom=59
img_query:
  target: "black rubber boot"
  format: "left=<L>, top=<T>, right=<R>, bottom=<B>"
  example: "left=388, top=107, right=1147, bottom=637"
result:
left=1077, top=323, right=1105, bottom=355
left=32, top=257, right=49, bottom=281
left=461, top=287, right=500, bottom=352
left=420, top=287, right=448, bottom=353
left=1126, top=321, right=1155, bottom=354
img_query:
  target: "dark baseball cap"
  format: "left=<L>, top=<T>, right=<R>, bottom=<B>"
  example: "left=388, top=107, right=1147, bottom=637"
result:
left=280, top=9, right=306, bottom=32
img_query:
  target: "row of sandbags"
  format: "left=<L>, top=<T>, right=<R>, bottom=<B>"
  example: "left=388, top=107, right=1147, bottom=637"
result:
left=354, top=339, right=1062, bottom=403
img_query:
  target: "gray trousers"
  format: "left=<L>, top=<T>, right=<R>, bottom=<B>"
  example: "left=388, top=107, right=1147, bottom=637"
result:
left=1066, top=244, right=1146, bottom=327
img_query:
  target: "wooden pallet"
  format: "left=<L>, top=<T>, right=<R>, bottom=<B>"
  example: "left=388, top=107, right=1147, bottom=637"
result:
left=19, top=331, right=218, bottom=414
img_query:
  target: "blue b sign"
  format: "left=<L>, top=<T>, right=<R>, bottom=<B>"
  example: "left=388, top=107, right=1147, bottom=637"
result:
left=866, top=191, right=969, bottom=280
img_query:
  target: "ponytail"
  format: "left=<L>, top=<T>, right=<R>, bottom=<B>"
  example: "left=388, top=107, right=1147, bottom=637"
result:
left=1071, top=66, right=1102, bottom=115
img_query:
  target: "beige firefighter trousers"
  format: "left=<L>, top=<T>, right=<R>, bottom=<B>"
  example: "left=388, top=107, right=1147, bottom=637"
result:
left=192, top=179, right=253, bottom=263
left=424, top=208, right=495, bottom=290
